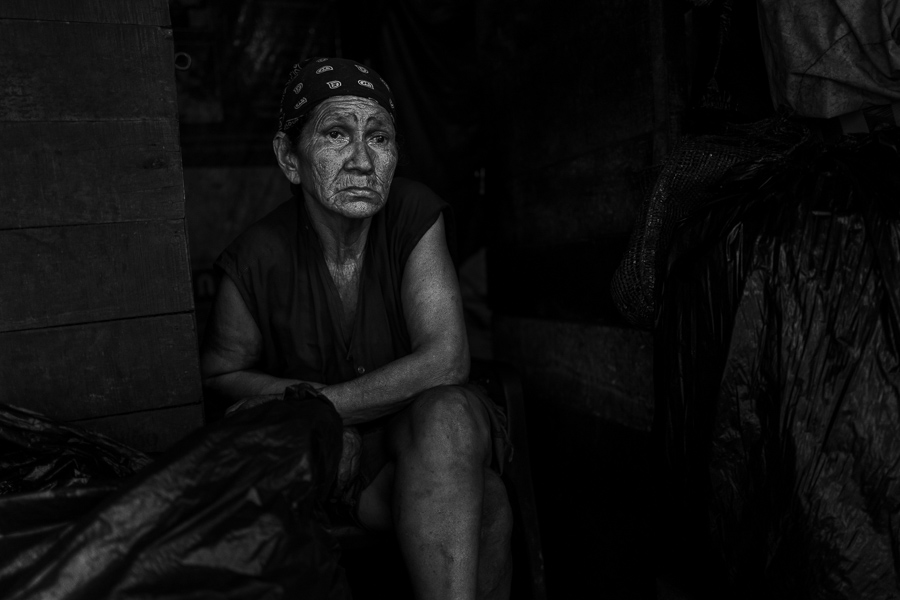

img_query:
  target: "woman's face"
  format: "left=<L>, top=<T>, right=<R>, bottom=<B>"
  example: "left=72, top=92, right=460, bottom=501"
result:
left=294, top=95, right=398, bottom=220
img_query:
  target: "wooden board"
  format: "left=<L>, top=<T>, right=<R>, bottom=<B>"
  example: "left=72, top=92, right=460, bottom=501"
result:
left=0, top=0, right=170, bottom=26
left=0, top=20, right=177, bottom=122
left=0, top=220, right=193, bottom=332
left=493, top=315, right=654, bottom=431
left=73, top=404, right=204, bottom=454
left=0, top=313, right=201, bottom=420
left=0, top=120, right=184, bottom=229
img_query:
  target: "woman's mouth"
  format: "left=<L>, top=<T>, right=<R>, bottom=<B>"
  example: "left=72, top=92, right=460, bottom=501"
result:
left=342, top=186, right=377, bottom=197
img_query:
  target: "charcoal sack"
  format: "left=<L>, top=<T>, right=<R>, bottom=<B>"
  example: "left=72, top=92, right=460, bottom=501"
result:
left=656, top=127, right=900, bottom=598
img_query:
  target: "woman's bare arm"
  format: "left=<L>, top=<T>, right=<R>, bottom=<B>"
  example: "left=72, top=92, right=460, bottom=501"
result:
left=320, top=214, right=469, bottom=424
left=200, top=214, right=467, bottom=424
left=200, top=275, right=315, bottom=402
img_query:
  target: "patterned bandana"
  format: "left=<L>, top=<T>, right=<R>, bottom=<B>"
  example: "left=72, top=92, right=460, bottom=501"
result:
left=277, top=57, right=396, bottom=133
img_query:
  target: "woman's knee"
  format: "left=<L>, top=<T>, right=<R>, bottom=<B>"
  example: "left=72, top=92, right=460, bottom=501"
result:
left=397, top=384, right=492, bottom=461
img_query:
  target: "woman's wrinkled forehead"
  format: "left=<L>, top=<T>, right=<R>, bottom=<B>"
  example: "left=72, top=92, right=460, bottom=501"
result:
left=277, top=57, right=396, bottom=133
left=307, top=96, right=395, bottom=130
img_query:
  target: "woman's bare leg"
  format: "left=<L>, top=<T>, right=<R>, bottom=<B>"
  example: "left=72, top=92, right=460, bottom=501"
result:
left=477, top=469, right=513, bottom=599
left=356, top=385, right=512, bottom=600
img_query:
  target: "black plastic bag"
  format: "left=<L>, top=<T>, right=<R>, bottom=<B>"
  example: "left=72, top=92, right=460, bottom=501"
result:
left=0, top=386, right=349, bottom=600
left=0, top=403, right=152, bottom=496
left=656, top=128, right=900, bottom=598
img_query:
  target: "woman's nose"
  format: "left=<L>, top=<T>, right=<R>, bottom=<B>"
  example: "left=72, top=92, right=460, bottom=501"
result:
left=345, top=138, right=374, bottom=173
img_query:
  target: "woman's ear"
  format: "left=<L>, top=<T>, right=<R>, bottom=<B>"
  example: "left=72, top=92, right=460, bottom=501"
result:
left=272, top=131, right=302, bottom=184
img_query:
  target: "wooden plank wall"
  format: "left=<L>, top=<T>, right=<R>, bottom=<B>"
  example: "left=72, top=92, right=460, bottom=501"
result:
left=0, top=0, right=203, bottom=452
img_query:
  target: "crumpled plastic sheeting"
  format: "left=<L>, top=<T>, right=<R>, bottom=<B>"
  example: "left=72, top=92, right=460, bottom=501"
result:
left=611, top=117, right=807, bottom=329
left=0, top=404, right=152, bottom=495
left=0, top=391, right=349, bottom=600
left=758, top=0, right=900, bottom=118
left=656, top=127, right=900, bottom=598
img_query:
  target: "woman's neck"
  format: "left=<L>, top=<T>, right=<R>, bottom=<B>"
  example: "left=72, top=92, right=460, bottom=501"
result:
left=302, top=194, right=368, bottom=339
left=303, top=194, right=372, bottom=264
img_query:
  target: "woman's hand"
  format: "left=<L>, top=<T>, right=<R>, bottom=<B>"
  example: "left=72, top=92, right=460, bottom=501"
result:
left=223, top=393, right=282, bottom=416
left=336, top=427, right=362, bottom=491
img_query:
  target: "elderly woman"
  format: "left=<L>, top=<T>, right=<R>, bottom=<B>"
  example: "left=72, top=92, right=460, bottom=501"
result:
left=199, top=57, right=512, bottom=600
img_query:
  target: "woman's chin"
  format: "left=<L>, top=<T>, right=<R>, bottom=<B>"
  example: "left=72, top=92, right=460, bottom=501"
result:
left=304, top=188, right=388, bottom=220
left=331, top=197, right=386, bottom=219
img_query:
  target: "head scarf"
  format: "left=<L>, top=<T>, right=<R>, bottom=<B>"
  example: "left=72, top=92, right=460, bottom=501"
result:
left=277, top=57, right=396, bottom=133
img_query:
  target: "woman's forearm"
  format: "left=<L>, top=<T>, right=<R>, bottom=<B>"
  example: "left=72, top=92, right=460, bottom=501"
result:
left=323, top=342, right=469, bottom=425
left=201, top=339, right=466, bottom=425
left=202, top=369, right=312, bottom=404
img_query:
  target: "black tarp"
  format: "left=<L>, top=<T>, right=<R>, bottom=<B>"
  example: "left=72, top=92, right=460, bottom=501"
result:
left=656, top=126, right=900, bottom=597
left=0, top=386, right=348, bottom=600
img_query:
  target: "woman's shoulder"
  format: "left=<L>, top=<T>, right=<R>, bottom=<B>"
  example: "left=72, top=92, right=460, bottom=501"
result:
left=246, top=196, right=299, bottom=235
left=223, top=196, right=299, bottom=264
left=384, top=177, right=447, bottom=224
left=388, top=177, right=442, bottom=204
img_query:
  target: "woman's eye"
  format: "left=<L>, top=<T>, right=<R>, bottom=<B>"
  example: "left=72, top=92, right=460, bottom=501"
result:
left=327, top=130, right=343, bottom=140
left=371, top=135, right=386, bottom=144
